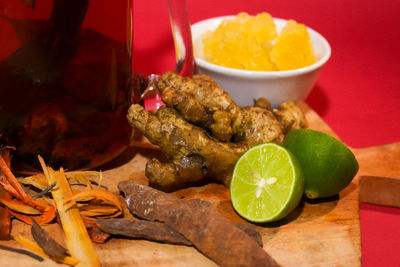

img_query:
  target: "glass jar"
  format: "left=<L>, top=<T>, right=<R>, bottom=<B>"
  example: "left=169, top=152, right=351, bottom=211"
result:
left=0, top=0, right=133, bottom=173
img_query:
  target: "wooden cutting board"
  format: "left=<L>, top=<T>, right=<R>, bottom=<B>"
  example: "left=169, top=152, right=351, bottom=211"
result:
left=1, top=102, right=399, bottom=266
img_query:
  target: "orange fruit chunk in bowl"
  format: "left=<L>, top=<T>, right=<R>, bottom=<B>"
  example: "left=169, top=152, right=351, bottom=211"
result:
left=202, top=12, right=277, bottom=71
left=271, top=20, right=316, bottom=71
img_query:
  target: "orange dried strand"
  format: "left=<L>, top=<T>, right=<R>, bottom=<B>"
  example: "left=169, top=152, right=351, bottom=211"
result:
left=0, top=179, right=20, bottom=198
left=17, top=174, right=49, bottom=191
left=0, top=186, right=11, bottom=240
left=0, top=154, right=51, bottom=213
left=17, top=171, right=104, bottom=191
left=9, top=205, right=56, bottom=225
left=1, top=146, right=13, bottom=167
left=0, top=149, right=12, bottom=238
left=82, top=218, right=110, bottom=243
left=64, top=189, right=123, bottom=220
left=0, top=154, right=55, bottom=225
left=11, top=234, right=80, bottom=266
left=97, top=171, right=103, bottom=190
left=0, top=198, right=41, bottom=215
left=65, top=190, right=122, bottom=211
left=0, top=154, right=26, bottom=200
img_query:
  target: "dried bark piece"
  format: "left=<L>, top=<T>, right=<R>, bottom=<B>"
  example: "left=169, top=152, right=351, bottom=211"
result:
left=96, top=218, right=263, bottom=247
left=31, top=219, right=68, bottom=258
left=234, top=223, right=263, bottom=248
left=118, top=182, right=278, bottom=267
left=96, top=218, right=191, bottom=246
left=83, top=218, right=111, bottom=244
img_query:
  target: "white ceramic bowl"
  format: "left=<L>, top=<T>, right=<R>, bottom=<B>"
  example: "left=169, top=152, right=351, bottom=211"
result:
left=191, top=16, right=331, bottom=108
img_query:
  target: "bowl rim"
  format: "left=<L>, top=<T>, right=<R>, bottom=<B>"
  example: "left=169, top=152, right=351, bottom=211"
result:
left=191, top=15, right=331, bottom=78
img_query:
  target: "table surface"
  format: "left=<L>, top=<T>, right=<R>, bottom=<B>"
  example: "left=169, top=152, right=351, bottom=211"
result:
left=132, top=0, right=400, bottom=266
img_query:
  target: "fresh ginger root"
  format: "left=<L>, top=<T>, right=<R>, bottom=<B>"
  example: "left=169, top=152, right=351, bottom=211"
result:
left=127, top=72, right=307, bottom=189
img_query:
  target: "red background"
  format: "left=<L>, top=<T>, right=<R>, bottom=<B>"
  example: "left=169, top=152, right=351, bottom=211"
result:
left=1, top=0, right=399, bottom=265
left=133, top=0, right=400, bottom=266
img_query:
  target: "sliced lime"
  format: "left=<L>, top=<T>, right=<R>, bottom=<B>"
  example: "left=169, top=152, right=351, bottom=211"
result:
left=230, top=143, right=304, bottom=223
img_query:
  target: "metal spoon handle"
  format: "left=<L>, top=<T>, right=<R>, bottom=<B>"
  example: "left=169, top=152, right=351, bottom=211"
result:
left=166, top=0, right=195, bottom=77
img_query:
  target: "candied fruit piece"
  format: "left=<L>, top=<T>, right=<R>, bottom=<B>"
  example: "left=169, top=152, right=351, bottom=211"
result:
left=202, top=12, right=277, bottom=71
left=271, top=20, right=316, bottom=71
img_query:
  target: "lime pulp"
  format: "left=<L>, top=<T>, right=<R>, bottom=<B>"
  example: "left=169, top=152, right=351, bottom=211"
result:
left=230, top=143, right=304, bottom=223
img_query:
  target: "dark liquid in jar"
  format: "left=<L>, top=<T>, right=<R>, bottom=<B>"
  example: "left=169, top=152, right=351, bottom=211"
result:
left=0, top=0, right=132, bottom=173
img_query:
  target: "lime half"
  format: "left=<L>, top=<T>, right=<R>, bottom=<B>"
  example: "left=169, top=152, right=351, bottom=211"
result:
left=230, top=143, right=304, bottom=223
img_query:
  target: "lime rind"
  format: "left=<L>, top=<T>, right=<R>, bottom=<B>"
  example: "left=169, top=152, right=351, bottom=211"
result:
left=230, top=143, right=304, bottom=223
left=283, top=129, right=359, bottom=199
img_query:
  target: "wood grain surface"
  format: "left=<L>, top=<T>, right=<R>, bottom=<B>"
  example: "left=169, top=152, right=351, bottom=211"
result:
left=359, top=175, right=400, bottom=208
left=1, top=102, right=399, bottom=266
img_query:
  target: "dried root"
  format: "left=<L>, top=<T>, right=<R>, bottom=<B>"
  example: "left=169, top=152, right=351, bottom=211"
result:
left=118, top=181, right=278, bottom=267
left=127, top=72, right=307, bottom=189
left=96, top=218, right=263, bottom=247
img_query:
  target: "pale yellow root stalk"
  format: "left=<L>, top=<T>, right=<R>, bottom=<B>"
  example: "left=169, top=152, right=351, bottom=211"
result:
left=38, top=156, right=100, bottom=267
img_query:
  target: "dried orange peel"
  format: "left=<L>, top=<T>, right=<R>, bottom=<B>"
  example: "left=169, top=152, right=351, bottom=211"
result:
left=17, top=171, right=104, bottom=191
left=0, top=179, right=11, bottom=240
left=0, top=154, right=56, bottom=225
left=64, top=190, right=122, bottom=219
left=0, top=198, right=41, bottom=215
left=19, top=170, right=122, bottom=221
left=17, top=174, right=48, bottom=191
